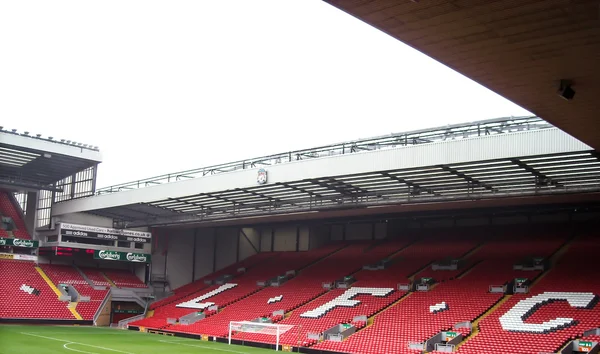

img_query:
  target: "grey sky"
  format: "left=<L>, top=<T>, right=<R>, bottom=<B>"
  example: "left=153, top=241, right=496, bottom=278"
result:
left=1, top=0, right=531, bottom=188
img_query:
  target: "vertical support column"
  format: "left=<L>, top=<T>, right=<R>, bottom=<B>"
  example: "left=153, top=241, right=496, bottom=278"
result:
left=91, top=164, right=98, bottom=194
left=213, top=229, right=218, bottom=273
left=236, top=229, right=240, bottom=262
left=191, top=228, right=198, bottom=283
left=270, top=229, right=275, bottom=252
left=259, top=229, right=263, bottom=252
left=295, top=226, right=300, bottom=252
left=25, top=191, right=38, bottom=237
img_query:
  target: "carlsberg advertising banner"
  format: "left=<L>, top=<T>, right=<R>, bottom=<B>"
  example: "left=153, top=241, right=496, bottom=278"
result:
left=94, top=250, right=151, bottom=263
left=0, top=237, right=39, bottom=248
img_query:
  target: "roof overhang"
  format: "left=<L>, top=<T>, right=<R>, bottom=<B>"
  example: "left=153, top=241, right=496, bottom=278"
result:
left=52, top=128, right=599, bottom=228
left=323, top=0, right=600, bottom=150
left=0, top=130, right=102, bottom=191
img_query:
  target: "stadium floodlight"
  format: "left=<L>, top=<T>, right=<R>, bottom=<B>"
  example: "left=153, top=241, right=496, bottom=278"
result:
left=228, top=321, right=294, bottom=351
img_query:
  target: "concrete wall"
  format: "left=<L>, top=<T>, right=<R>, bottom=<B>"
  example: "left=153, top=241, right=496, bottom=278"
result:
left=259, top=229, right=273, bottom=252
left=309, top=225, right=330, bottom=250
left=215, top=228, right=238, bottom=271
left=331, top=224, right=344, bottom=241
left=346, top=223, right=372, bottom=240
left=273, top=226, right=297, bottom=251
left=374, top=222, right=387, bottom=239
left=53, top=212, right=114, bottom=228
left=239, top=228, right=260, bottom=261
left=298, top=226, right=309, bottom=251
left=194, top=228, right=215, bottom=281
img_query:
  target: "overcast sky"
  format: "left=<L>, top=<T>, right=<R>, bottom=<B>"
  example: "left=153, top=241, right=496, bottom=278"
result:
left=1, top=0, right=532, bottom=188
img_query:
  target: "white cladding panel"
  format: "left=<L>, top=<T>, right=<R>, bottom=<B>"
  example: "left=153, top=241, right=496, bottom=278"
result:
left=52, top=128, right=590, bottom=216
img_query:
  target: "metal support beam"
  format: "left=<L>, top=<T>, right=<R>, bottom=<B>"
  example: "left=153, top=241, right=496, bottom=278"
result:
left=309, top=178, right=368, bottom=197
left=440, top=165, right=497, bottom=192
left=380, top=172, right=438, bottom=196
left=236, top=188, right=298, bottom=208
left=240, top=228, right=259, bottom=254
left=510, top=159, right=563, bottom=188
left=0, top=178, right=64, bottom=192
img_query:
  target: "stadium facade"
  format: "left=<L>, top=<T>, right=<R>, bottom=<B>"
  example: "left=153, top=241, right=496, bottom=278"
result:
left=2, top=113, right=600, bottom=353
left=3, top=1, right=600, bottom=353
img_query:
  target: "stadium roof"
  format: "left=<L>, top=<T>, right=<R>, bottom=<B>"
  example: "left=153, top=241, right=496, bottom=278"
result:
left=0, top=128, right=102, bottom=192
left=323, top=0, right=600, bottom=151
left=52, top=117, right=600, bottom=228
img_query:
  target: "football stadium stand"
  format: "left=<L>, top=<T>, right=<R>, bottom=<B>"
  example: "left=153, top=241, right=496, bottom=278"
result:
left=2, top=116, right=600, bottom=354
left=3, top=1, right=600, bottom=353
left=121, top=224, right=600, bottom=354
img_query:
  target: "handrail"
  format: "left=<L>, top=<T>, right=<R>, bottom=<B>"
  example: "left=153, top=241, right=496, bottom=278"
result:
left=117, top=313, right=146, bottom=329
left=93, top=116, right=549, bottom=195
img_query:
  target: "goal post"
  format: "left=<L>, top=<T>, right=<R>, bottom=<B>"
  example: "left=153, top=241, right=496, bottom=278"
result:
left=228, top=321, right=294, bottom=351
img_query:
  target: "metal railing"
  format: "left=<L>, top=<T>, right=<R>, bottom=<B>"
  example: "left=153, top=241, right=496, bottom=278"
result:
left=95, top=116, right=549, bottom=195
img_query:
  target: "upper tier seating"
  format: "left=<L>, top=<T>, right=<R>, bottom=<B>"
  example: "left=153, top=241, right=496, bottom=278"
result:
left=0, top=259, right=74, bottom=319
left=0, top=190, right=30, bottom=239
left=80, top=267, right=111, bottom=287
left=40, top=264, right=109, bottom=320
left=102, top=269, right=147, bottom=288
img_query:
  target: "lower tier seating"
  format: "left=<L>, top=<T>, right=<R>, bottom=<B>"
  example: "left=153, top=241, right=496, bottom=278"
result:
left=124, top=225, right=600, bottom=354
left=0, top=260, right=74, bottom=319
left=314, top=231, right=567, bottom=354
left=457, top=234, right=600, bottom=354
left=132, top=244, right=345, bottom=329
